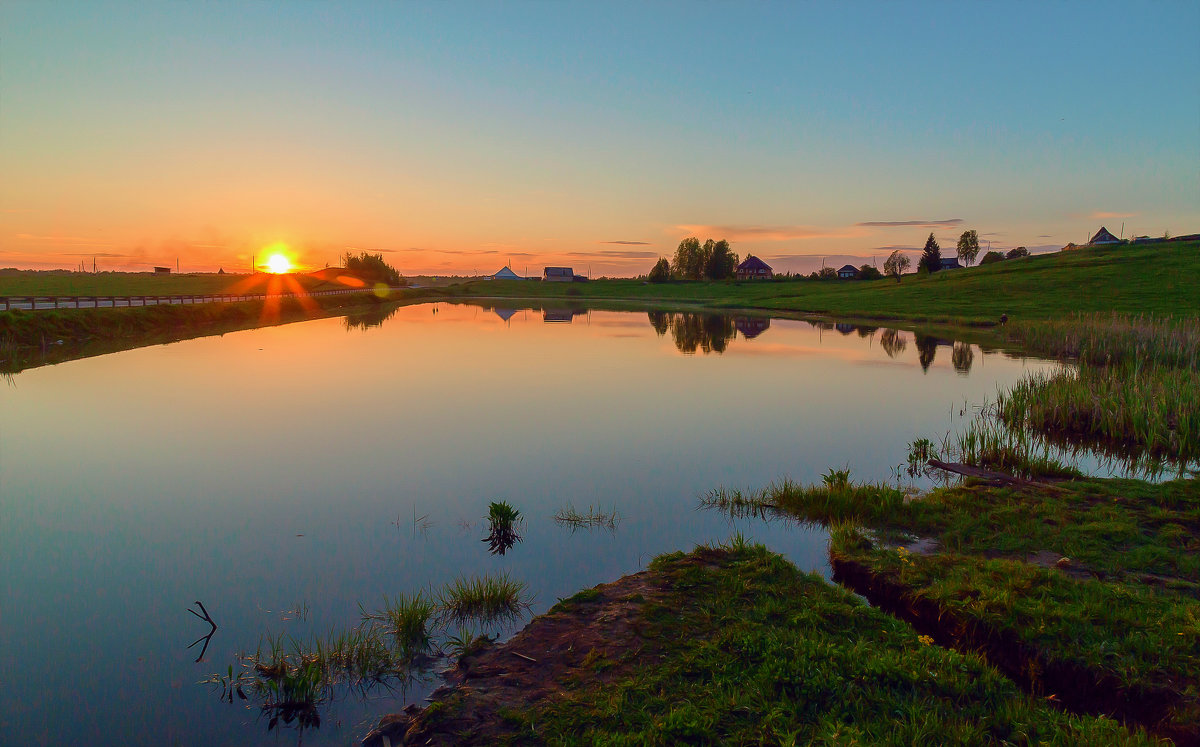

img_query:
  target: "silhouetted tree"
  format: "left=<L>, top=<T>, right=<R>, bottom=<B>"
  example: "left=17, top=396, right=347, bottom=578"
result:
left=883, top=250, right=910, bottom=281
left=342, top=251, right=403, bottom=286
left=918, top=234, right=942, bottom=274
left=811, top=267, right=837, bottom=280
left=703, top=239, right=739, bottom=280
left=979, top=250, right=1005, bottom=265
left=671, top=237, right=704, bottom=280
left=648, top=257, right=671, bottom=283
left=857, top=264, right=883, bottom=280
left=1006, top=246, right=1029, bottom=259
left=956, top=230, right=980, bottom=266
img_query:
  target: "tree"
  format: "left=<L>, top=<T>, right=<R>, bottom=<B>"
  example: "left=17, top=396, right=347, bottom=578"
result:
left=918, top=233, right=942, bottom=274
left=812, top=266, right=837, bottom=280
left=671, top=237, right=704, bottom=280
left=857, top=264, right=883, bottom=280
left=883, top=250, right=910, bottom=281
left=956, top=230, right=980, bottom=266
left=342, top=251, right=403, bottom=286
left=703, top=239, right=739, bottom=280
left=979, top=250, right=1005, bottom=265
left=648, top=257, right=671, bottom=283
left=1006, top=246, right=1029, bottom=260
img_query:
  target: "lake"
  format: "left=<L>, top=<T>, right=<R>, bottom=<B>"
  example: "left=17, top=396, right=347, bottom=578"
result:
left=0, top=302, right=1057, bottom=745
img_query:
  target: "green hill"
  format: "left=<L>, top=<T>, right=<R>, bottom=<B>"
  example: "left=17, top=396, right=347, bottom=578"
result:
left=450, top=241, right=1200, bottom=324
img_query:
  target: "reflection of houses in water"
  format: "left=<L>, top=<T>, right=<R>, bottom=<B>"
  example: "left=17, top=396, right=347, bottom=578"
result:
left=492, top=308, right=517, bottom=322
left=543, top=308, right=589, bottom=323
left=734, top=316, right=771, bottom=340
left=835, top=323, right=856, bottom=335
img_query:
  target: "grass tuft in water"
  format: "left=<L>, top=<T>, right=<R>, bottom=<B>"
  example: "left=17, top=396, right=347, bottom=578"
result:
left=436, top=573, right=531, bottom=624
left=553, top=504, right=621, bottom=530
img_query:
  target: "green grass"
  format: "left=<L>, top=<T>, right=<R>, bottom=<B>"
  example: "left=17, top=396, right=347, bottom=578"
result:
left=360, top=592, right=436, bottom=661
left=435, top=573, right=531, bottom=625
left=514, top=543, right=1152, bottom=744
left=439, top=240, right=1200, bottom=324
left=741, top=470, right=1199, bottom=737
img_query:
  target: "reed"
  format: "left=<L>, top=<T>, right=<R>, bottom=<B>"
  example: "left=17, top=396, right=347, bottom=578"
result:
left=553, top=504, right=622, bottom=530
left=361, top=592, right=436, bottom=660
left=700, top=474, right=906, bottom=526
left=1008, top=313, right=1200, bottom=370
left=436, top=573, right=531, bottom=624
left=996, top=364, right=1200, bottom=468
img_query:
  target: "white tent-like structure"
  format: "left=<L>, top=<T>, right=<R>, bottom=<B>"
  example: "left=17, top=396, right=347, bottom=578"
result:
left=491, top=266, right=522, bottom=280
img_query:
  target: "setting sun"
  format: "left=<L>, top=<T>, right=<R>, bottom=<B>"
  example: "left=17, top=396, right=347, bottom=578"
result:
left=265, top=253, right=292, bottom=274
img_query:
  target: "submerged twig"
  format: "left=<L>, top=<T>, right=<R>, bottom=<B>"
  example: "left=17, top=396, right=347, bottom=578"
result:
left=187, top=600, right=218, bottom=662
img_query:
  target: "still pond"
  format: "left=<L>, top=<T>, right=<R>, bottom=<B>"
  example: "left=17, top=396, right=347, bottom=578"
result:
left=1, top=302, right=1059, bottom=745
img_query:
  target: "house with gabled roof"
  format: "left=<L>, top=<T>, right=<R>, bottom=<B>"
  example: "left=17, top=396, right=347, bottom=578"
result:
left=837, top=264, right=858, bottom=279
left=736, top=255, right=773, bottom=280
left=1089, top=226, right=1121, bottom=245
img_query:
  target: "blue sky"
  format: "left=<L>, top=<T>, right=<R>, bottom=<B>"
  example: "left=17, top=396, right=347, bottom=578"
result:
left=2, top=1, right=1197, bottom=274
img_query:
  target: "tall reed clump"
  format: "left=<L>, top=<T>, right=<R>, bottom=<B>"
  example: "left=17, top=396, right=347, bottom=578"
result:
left=700, top=470, right=906, bottom=526
left=998, top=313, right=1200, bottom=470
left=996, top=364, right=1200, bottom=466
left=1007, top=313, right=1200, bottom=370
left=436, top=572, right=530, bottom=624
left=361, top=592, right=437, bottom=661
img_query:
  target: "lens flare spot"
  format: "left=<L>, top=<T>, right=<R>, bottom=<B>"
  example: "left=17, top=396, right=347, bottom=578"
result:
left=373, top=282, right=390, bottom=299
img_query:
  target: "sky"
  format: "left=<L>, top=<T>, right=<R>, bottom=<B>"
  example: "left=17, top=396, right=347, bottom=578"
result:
left=2, top=1, right=1197, bottom=276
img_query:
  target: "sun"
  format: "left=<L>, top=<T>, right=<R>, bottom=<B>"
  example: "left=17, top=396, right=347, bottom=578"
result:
left=265, top=253, right=292, bottom=274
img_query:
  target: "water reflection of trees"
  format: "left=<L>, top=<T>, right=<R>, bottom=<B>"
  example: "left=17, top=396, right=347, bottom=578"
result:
left=647, top=312, right=738, bottom=354
left=880, top=329, right=907, bottom=358
left=343, top=304, right=400, bottom=331
left=952, top=342, right=975, bottom=374
left=915, top=334, right=939, bottom=372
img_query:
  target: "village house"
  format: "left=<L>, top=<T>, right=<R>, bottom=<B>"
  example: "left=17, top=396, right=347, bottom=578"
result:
left=736, top=255, right=773, bottom=280
left=490, top=266, right=522, bottom=280
left=543, top=267, right=574, bottom=282
left=939, top=257, right=963, bottom=271
left=1089, top=226, right=1121, bottom=245
left=837, top=264, right=858, bottom=279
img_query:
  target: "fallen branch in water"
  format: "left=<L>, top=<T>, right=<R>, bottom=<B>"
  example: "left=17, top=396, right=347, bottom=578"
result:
left=926, top=459, right=1060, bottom=490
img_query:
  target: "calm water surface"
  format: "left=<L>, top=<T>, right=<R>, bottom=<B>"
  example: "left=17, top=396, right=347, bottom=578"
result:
left=0, top=303, right=1056, bottom=745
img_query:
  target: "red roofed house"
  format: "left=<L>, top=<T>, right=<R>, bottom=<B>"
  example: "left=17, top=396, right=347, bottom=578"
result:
left=1089, top=227, right=1121, bottom=246
left=736, top=255, right=773, bottom=280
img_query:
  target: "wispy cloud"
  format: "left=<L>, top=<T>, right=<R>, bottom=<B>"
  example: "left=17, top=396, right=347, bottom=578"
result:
left=567, top=249, right=657, bottom=259
left=58, top=252, right=130, bottom=258
left=1090, top=210, right=1136, bottom=220
left=599, top=240, right=651, bottom=246
left=855, top=219, right=963, bottom=228
left=674, top=224, right=870, bottom=241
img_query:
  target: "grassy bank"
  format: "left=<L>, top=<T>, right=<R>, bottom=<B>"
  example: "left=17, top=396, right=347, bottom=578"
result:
left=375, top=543, right=1153, bottom=745
left=712, top=475, right=1200, bottom=740
left=442, top=240, right=1200, bottom=325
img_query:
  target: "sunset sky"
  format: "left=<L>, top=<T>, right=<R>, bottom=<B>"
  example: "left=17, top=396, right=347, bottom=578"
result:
left=2, top=1, right=1197, bottom=276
